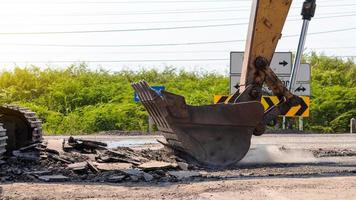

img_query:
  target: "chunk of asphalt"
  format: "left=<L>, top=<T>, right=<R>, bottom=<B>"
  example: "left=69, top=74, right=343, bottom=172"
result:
left=107, top=175, right=126, bottom=183
left=177, top=162, right=189, bottom=171
left=94, top=162, right=132, bottom=171
left=121, top=169, right=143, bottom=176
left=143, top=172, right=154, bottom=182
left=138, top=161, right=178, bottom=171
left=38, top=175, right=69, bottom=182
left=26, top=170, right=52, bottom=177
left=168, top=171, right=201, bottom=180
left=67, top=162, right=88, bottom=171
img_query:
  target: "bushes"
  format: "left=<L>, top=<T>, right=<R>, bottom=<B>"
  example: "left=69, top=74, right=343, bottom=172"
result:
left=306, top=53, right=356, bottom=133
left=0, top=53, right=354, bottom=134
left=0, top=66, right=228, bottom=134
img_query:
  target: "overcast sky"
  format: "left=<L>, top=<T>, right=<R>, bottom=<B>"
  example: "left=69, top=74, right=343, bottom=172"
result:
left=0, top=0, right=355, bottom=73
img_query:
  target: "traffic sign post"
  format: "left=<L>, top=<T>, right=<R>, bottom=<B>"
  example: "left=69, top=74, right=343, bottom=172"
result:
left=293, top=64, right=311, bottom=131
left=230, top=52, right=311, bottom=96
left=351, top=118, right=356, bottom=134
left=230, top=52, right=312, bottom=131
left=290, top=0, right=316, bottom=132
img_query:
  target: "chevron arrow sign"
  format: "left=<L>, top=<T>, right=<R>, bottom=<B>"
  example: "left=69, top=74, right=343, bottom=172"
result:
left=213, top=95, right=310, bottom=117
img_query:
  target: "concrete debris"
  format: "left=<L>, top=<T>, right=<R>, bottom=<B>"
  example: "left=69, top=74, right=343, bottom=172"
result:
left=67, top=162, right=88, bottom=171
left=62, top=139, right=73, bottom=152
left=94, top=162, right=132, bottom=171
left=47, top=154, right=72, bottom=164
left=130, top=175, right=140, bottom=182
left=139, top=161, right=178, bottom=171
left=177, top=162, right=189, bottom=171
left=143, top=172, right=154, bottom=182
left=168, top=171, right=201, bottom=180
left=0, top=136, right=204, bottom=183
left=37, top=175, right=69, bottom=182
left=0, top=160, right=6, bottom=165
left=118, top=169, right=154, bottom=182
left=107, top=175, right=126, bottom=183
left=67, top=136, right=107, bottom=153
left=12, top=142, right=43, bottom=161
left=26, top=170, right=52, bottom=176
left=86, top=161, right=99, bottom=173
left=12, top=150, right=40, bottom=162
left=96, top=148, right=146, bottom=165
left=121, top=169, right=144, bottom=176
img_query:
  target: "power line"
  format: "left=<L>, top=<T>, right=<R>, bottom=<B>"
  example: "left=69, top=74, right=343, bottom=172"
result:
left=2, top=0, right=251, bottom=4
left=1, top=17, right=246, bottom=26
left=2, top=46, right=356, bottom=54
left=4, top=55, right=356, bottom=63
left=306, top=27, right=356, bottom=36
left=1, top=4, right=356, bottom=18
left=0, top=58, right=229, bottom=63
left=2, top=12, right=356, bottom=27
left=2, top=22, right=356, bottom=35
left=0, top=50, right=231, bottom=54
left=0, top=7, right=251, bottom=17
left=308, top=46, right=356, bottom=50
left=4, top=0, right=348, bottom=5
left=317, top=3, right=356, bottom=8
left=1, top=26, right=356, bottom=47
left=5, top=0, right=356, bottom=3
left=0, top=23, right=248, bottom=35
left=0, top=40, right=245, bottom=47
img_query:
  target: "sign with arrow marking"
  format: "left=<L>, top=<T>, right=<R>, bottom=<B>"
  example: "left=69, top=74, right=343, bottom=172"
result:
left=230, top=51, right=292, bottom=75
left=230, top=51, right=293, bottom=94
left=292, top=63, right=311, bottom=96
left=230, top=52, right=311, bottom=96
left=279, top=60, right=289, bottom=67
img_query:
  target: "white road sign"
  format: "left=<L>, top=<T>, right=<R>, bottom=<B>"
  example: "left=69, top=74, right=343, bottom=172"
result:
left=292, top=63, right=311, bottom=96
left=230, top=63, right=311, bottom=96
left=230, top=52, right=292, bottom=76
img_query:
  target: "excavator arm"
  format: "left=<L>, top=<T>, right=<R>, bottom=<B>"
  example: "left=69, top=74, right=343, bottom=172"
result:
left=229, top=0, right=304, bottom=136
left=239, top=0, right=293, bottom=99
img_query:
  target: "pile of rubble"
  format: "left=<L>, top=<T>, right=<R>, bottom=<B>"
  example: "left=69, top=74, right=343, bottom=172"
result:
left=0, top=137, right=203, bottom=183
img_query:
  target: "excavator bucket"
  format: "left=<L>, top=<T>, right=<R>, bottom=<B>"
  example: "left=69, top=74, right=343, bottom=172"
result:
left=132, top=0, right=294, bottom=168
left=132, top=81, right=264, bottom=168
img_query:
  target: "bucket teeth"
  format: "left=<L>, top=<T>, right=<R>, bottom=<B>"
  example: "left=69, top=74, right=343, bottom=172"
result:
left=132, top=81, right=171, bottom=131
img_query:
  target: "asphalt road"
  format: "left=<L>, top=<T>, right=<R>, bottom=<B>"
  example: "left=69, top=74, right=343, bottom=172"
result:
left=45, top=133, right=356, bottom=149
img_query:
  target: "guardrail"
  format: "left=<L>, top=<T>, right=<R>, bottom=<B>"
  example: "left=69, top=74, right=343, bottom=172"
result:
left=351, top=118, right=356, bottom=134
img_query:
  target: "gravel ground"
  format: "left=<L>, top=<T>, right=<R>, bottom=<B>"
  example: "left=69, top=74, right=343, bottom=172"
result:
left=2, top=176, right=356, bottom=200
left=1, top=134, right=356, bottom=199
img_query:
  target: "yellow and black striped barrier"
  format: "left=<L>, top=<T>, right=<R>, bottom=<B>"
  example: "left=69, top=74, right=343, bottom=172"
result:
left=213, top=95, right=310, bottom=117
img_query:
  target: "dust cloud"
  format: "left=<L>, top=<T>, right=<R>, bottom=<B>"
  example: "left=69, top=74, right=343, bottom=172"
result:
left=240, top=145, right=317, bottom=164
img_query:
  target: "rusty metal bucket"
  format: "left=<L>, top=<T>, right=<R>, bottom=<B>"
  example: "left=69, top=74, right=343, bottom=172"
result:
left=132, top=81, right=264, bottom=168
